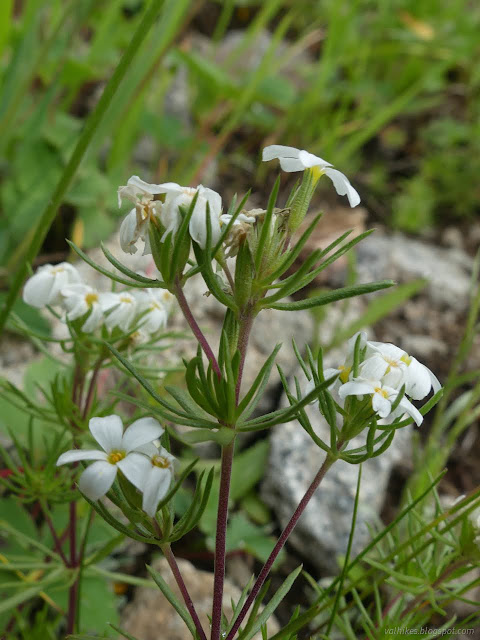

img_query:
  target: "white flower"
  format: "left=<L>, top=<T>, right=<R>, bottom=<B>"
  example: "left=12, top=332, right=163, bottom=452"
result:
left=156, top=183, right=223, bottom=248
left=262, top=145, right=360, bottom=208
left=133, top=289, right=169, bottom=334
left=125, top=444, right=176, bottom=517
left=101, top=291, right=138, bottom=332
left=56, top=416, right=164, bottom=501
left=118, top=176, right=165, bottom=255
left=61, top=284, right=104, bottom=332
left=23, top=263, right=81, bottom=308
left=361, top=341, right=441, bottom=400
left=339, top=378, right=423, bottom=426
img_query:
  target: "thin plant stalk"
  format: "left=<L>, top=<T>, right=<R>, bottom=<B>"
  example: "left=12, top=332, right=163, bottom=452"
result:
left=174, top=277, right=221, bottom=377
left=162, top=543, right=208, bottom=640
left=211, top=439, right=235, bottom=640
left=225, top=452, right=336, bottom=640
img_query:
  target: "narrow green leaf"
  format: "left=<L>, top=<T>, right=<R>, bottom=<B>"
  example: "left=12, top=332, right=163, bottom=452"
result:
left=147, top=564, right=197, bottom=636
left=101, top=242, right=166, bottom=286
left=265, top=280, right=395, bottom=311
left=238, top=565, right=303, bottom=640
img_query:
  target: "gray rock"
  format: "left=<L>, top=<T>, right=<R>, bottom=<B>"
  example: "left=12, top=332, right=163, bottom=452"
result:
left=121, top=556, right=279, bottom=640
left=262, top=409, right=412, bottom=573
left=356, top=232, right=472, bottom=310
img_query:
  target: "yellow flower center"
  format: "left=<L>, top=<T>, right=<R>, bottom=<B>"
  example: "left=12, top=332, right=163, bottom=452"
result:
left=401, top=354, right=412, bottom=366
left=152, top=455, right=171, bottom=469
left=338, top=365, right=351, bottom=384
left=51, top=266, right=65, bottom=274
left=374, top=387, right=388, bottom=398
left=108, top=450, right=126, bottom=464
left=120, top=295, right=132, bottom=304
left=310, top=165, right=325, bottom=181
left=85, top=292, right=98, bottom=307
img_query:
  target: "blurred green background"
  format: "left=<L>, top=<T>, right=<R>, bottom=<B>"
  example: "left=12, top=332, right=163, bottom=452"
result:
left=1, top=0, right=479, bottom=285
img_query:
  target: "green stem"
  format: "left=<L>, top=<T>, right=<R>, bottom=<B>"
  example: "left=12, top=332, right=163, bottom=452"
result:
left=0, top=0, right=169, bottom=335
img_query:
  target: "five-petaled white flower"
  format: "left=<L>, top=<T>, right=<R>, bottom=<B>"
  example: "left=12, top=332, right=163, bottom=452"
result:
left=156, top=182, right=223, bottom=248
left=339, top=378, right=423, bottom=426
left=133, top=289, right=169, bottom=334
left=101, top=291, right=138, bottom=332
left=361, top=341, right=441, bottom=401
left=124, top=444, right=176, bottom=517
left=23, top=263, right=81, bottom=308
left=118, top=176, right=165, bottom=255
left=56, top=415, right=164, bottom=501
left=262, top=145, right=360, bottom=208
left=61, top=283, right=104, bottom=333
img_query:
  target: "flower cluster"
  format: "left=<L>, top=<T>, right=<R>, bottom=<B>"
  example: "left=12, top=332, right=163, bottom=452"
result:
left=57, top=415, right=175, bottom=517
left=22, top=262, right=174, bottom=336
left=118, top=176, right=223, bottom=255
left=117, top=145, right=361, bottom=260
left=310, top=332, right=441, bottom=427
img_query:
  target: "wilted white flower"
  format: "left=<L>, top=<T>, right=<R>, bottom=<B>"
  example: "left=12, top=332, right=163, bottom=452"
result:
left=361, top=341, right=441, bottom=400
left=133, top=289, right=169, bottom=334
left=118, top=176, right=165, bottom=255
left=156, top=183, right=223, bottom=248
left=56, top=416, right=164, bottom=501
left=23, top=263, right=81, bottom=308
left=220, top=212, right=256, bottom=257
left=125, top=443, right=176, bottom=517
left=339, top=378, right=423, bottom=426
left=262, top=145, right=360, bottom=208
left=61, top=284, right=104, bottom=332
left=101, top=291, right=138, bottom=332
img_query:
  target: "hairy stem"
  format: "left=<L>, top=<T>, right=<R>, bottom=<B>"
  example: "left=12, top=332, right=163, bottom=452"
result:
left=174, top=277, right=222, bottom=378
left=211, top=440, right=236, bottom=640
left=226, top=453, right=335, bottom=640
left=162, top=543, right=208, bottom=640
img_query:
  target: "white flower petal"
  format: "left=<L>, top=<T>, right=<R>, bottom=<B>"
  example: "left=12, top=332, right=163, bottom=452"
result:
left=23, top=272, right=54, bottom=308
left=89, top=415, right=124, bottom=453
left=142, top=465, right=173, bottom=517
left=372, top=392, right=391, bottom=418
left=262, top=145, right=300, bottom=161
left=78, top=461, right=117, bottom=501
left=324, top=168, right=360, bottom=207
left=81, top=304, right=103, bottom=333
left=279, top=157, right=306, bottom=172
left=117, top=452, right=152, bottom=490
left=339, top=379, right=375, bottom=399
left=56, top=449, right=108, bottom=466
left=189, top=198, right=222, bottom=248
left=119, top=209, right=139, bottom=254
left=298, top=150, right=332, bottom=169
left=359, top=355, right=389, bottom=381
left=398, top=397, right=423, bottom=426
left=405, top=358, right=434, bottom=400
left=121, top=417, right=164, bottom=453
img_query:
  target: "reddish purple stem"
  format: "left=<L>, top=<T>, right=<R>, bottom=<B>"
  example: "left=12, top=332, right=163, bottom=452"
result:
left=211, top=440, right=235, bottom=640
left=174, top=277, right=222, bottom=378
left=225, top=454, right=334, bottom=640
left=162, top=544, right=208, bottom=640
